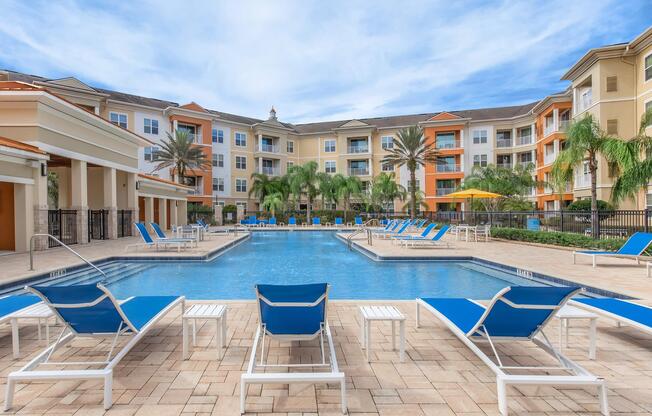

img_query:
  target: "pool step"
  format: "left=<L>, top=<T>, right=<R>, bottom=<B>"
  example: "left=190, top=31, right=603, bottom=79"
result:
left=59, top=263, right=151, bottom=286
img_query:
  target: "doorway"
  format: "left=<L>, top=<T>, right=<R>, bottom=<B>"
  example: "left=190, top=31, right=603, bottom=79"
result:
left=0, top=182, right=16, bottom=251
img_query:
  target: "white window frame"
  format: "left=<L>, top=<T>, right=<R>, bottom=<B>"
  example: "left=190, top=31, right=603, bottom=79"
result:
left=381, top=136, right=394, bottom=150
left=144, top=146, right=160, bottom=162
left=381, top=161, right=394, bottom=172
left=217, top=154, right=224, bottom=167
left=236, top=201, right=247, bottom=210
left=324, top=160, right=336, bottom=173
left=472, top=130, right=487, bottom=144
left=235, top=155, right=247, bottom=170
left=645, top=53, right=652, bottom=82
left=213, top=177, right=225, bottom=192
left=235, top=132, right=247, bottom=147
left=287, top=140, right=294, bottom=153
left=287, top=161, right=294, bottom=170
left=144, top=118, right=158, bottom=135
left=324, top=139, right=336, bottom=153
left=109, top=112, right=128, bottom=129
left=473, top=154, right=488, bottom=167
left=235, top=178, right=247, bottom=193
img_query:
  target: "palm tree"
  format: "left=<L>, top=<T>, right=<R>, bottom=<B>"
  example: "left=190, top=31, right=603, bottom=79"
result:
left=335, top=174, right=363, bottom=221
left=155, top=129, right=211, bottom=184
left=288, top=161, right=320, bottom=220
left=249, top=173, right=275, bottom=204
left=382, top=125, right=439, bottom=218
left=317, top=172, right=338, bottom=209
left=463, top=163, right=539, bottom=211
left=552, top=114, right=630, bottom=235
left=609, top=109, right=652, bottom=204
left=548, top=166, right=573, bottom=210
left=261, top=192, right=284, bottom=218
left=369, top=172, right=405, bottom=212
left=401, top=190, right=429, bottom=212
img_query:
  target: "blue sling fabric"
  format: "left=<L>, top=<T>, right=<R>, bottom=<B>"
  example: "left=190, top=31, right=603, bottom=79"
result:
left=288, top=217, right=296, bottom=225
left=150, top=223, right=167, bottom=239
left=354, top=217, right=363, bottom=225
left=577, top=232, right=652, bottom=256
left=574, top=297, right=652, bottom=328
left=135, top=223, right=154, bottom=244
left=0, top=295, right=40, bottom=317
left=257, top=283, right=327, bottom=336
left=313, top=217, right=321, bottom=225
left=335, top=217, right=343, bottom=225
left=431, top=225, right=451, bottom=241
left=421, top=298, right=484, bottom=333
left=269, top=217, right=277, bottom=225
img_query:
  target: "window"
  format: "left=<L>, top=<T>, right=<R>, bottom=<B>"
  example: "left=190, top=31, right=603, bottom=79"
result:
left=381, top=136, right=393, bottom=150
left=607, top=119, right=618, bottom=135
left=212, top=129, right=224, bottom=143
left=606, top=76, right=618, bottom=92
left=646, top=54, right=652, bottom=82
left=646, top=101, right=652, bottom=127
left=144, top=118, right=158, bottom=134
left=235, top=156, right=247, bottom=169
left=324, top=139, right=336, bottom=152
left=287, top=161, right=294, bottom=170
left=407, top=180, right=420, bottom=189
left=473, top=130, right=487, bottom=144
left=436, top=132, right=457, bottom=149
left=473, top=154, right=488, bottom=167
left=325, top=161, right=336, bottom=173
left=109, top=112, right=127, bottom=129
left=381, top=162, right=393, bottom=171
left=236, top=178, right=247, bottom=193
left=213, top=177, right=225, bottom=192
left=215, top=201, right=225, bottom=207
left=235, top=132, right=247, bottom=147
left=236, top=201, right=247, bottom=210
left=287, top=140, right=294, bottom=153
left=144, top=146, right=159, bottom=162
left=217, top=154, right=224, bottom=167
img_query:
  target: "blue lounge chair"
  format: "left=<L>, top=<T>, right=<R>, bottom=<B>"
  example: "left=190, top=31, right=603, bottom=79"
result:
left=312, top=217, right=321, bottom=226
left=268, top=217, right=277, bottom=226
left=241, top=284, right=345, bottom=414
left=150, top=222, right=196, bottom=245
left=571, top=297, right=652, bottom=338
left=391, top=223, right=436, bottom=245
left=288, top=216, right=297, bottom=227
left=404, top=224, right=451, bottom=248
left=247, top=215, right=258, bottom=226
left=417, top=286, right=608, bottom=416
left=573, top=232, right=652, bottom=267
left=354, top=216, right=363, bottom=227
left=0, top=294, right=44, bottom=358
left=374, top=220, right=411, bottom=239
left=134, top=223, right=192, bottom=252
left=4, top=284, right=184, bottom=410
left=334, top=217, right=343, bottom=227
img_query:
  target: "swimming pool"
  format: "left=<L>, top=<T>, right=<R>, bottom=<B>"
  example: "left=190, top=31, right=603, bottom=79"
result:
left=25, top=231, right=554, bottom=300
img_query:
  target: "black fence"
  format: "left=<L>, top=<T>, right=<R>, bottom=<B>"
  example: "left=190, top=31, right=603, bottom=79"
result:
left=117, top=209, right=133, bottom=238
left=47, top=209, right=78, bottom=247
left=88, top=209, right=109, bottom=241
left=245, top=209, right=651, bottom=239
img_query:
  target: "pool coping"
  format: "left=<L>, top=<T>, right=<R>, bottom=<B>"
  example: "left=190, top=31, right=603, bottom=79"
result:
left=338, top=234, right=633, bottom=300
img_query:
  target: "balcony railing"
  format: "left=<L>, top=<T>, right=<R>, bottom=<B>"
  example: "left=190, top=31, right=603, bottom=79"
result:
left=517, top=161, right=534, bottom=169
left=560, top=120, right=570, bottom=131
left=348, top=167, right=370, bottom=176
left=543, top=152, right=557, bottom=165
left=186, top=132, right=201, bottom=143
left=517, top=135, right=532, bottom=145
left=436, top=140, right=461, bottom=149
left=574, top=173, right=591, bottom=189
left=261, top=167, right=280, bottom=176
left=496, top=139, right=512, bottom=148
left=189, top=186, right=203, bottom=195
left=496, top=163, right=512, bottom=169
left=257, top=143, right=279, bottom=153
left=347, top=145, right=369, bottom=154
left=436, top=187, right=455, bottom=196
left=544, top=124, right=555, bottom=137
left=436, top=164, right=461, bottom=173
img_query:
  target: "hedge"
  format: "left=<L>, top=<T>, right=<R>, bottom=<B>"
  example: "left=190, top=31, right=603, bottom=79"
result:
left=490, top=227, right=625, bottom=251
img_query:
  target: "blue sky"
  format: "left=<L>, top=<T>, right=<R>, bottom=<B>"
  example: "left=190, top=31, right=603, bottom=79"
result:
left=0, top=0, right=650, bottom=123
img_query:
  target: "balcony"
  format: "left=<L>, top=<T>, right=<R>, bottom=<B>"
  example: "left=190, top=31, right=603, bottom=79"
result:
left=348, top=166, right=370, bottom=176
left=496, top=163, right=512, bottom=169
left=186, top=132, right=201, bottom=143
left=496, top=139, right=512, bottom=148
left=560, top=120, right=570, bottom=131
left=189, top=186, right=203, bottom=195
left=517, top=161, right=534, bottom=169
left=544, top=124, right=555, bottom=137
left=516, top=135, right=532, bottom=146
left=257, top=143, right=280, bottom=153
left=436, top=187, right=455, bottom=196
left=574, top=173, right=591, bottom=189
left=544, top=152, right=557, bottom=165
left=436, top=140, right=461, bottom=149
left=347, top=145, right=369, bottom=154
left=436, top=164, right=461, bottom=173
left=262, top=166, right=280, bottom=176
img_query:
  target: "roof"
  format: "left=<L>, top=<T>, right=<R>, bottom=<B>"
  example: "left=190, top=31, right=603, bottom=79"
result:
left=98, top=87, right=178, bottom=109
left=206, top=109, right=264, bottom=126
left=0, top=80, right=43, bottom=91
left=138, top=174, right=193, bottom=189
left=0, top=135, right=47, bottom=155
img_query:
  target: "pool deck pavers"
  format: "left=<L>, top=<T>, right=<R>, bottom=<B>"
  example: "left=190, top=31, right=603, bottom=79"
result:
left=0, top=229, right=652, bottom=414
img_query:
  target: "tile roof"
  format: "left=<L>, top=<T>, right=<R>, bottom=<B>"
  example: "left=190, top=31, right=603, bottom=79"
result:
left=97, top=87, right=178, bottom=109
left=138, top=173, right=193, bottom=189
left=0, top=135, right=46, bottom=155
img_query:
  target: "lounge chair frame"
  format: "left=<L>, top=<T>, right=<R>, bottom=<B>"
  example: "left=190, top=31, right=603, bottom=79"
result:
left=241, top=285, right=346, bottom=414
left=570, top=298, right=652, bottom=336
left=416, top=288, right=608, bottom=416
left=4, top=285, right=185, bottom=411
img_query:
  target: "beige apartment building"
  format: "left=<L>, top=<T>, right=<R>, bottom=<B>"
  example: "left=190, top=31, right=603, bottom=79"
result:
left=1, top=25, right=651, bottom=236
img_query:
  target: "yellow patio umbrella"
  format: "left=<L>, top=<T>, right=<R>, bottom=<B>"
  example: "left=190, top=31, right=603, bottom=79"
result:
left=444, top=188, right=502, bottom=210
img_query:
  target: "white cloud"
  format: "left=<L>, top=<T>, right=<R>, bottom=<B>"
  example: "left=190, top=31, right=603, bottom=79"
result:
left=0, top=0, right=637, bottom=123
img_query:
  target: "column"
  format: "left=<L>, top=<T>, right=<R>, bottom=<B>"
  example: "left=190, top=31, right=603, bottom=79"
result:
left=531, top=123, right=536, bottom=142
left=236, top=204, right=245, bottom=223
left=459, top=130, right=464, bottom=148
left=32, top=165, right=49, bottom=250
left=144, top=196, right=154, bottom=224
left=368, top=158, right=373, bottom=177
left=258, top=133, right=262, bottom=152
left=173, top=120, right=178, bottom=133
left=531, top=150, right=536, bottom=167
left=14, top=183, right=34, bottom=252
left=177, top=200, right=188, bottom=226
left=169, top=200, right=179, bottom=229
left=553, top=108, right=559, bottom=132
left=159, top=198, right=168, bottom=230
left=259, top=157, right=262, bottom=174
left=512, top=152, right=518, bottom=169
left=103, top=167, right=118, bottom=239
left=214, top=204, right=223, bottom=226
left=512, top=128, right=517, bottom=146
left=127, top=172, right=138, bottom=225
left=71, top=160, right=89, bottom=244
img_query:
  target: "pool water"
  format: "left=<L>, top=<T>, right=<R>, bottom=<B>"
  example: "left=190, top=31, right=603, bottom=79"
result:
left=96, top=231, right=546, bottom=299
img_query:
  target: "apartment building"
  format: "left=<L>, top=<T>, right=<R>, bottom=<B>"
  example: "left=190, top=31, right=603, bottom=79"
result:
left=2, top=25, right=651, bottom=219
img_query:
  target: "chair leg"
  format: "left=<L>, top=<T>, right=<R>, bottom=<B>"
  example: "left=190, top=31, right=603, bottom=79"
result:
left=340, top=378, right=347, bottom=414
left=496, top=377, right=508, bottom=415
left=10, top=318, right=19, bottom=359
left=240, top=380, right=247, bottom=414
left=599, top=382, right=610, bottom=416
left=4, top=377, right=15, bottom=411
left=103, top=373, right=113, bottom=410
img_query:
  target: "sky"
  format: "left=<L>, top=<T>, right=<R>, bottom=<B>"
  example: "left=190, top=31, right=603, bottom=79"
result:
left=0, top=0, right=650, bottom=124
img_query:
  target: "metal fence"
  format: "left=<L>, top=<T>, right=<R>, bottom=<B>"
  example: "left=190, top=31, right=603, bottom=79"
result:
left=47, top=209, right=78, bottom=247
left=117, top=209, right=133, bottom=238
left=88, top=209, right=109, bottom=240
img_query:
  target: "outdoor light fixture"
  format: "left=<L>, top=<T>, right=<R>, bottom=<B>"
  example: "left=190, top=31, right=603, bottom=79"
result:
left=40, top=162, right=47, bottom=177
left=136, top=181, right=140, bottom=190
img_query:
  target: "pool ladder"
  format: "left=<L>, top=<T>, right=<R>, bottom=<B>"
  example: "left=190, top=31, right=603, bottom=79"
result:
left=29, top=233, right=107, bottom=280
left=346, top=219, right=378, bottom=250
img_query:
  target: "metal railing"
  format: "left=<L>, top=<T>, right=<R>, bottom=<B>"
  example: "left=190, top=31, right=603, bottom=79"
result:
left=29, top=234, right=107, bottom=278
left=436, top=188, right=455, bottom=196
left=436, top=164, right=461, bottom=173
left=517, top=135, right=533, bottom=145
left=544, top=152, right=557, bottom=165
left=348, top=167, right=370, bottom=176
left=347, top=146, right=369, bottom=154
left=257, top=144, right=279, bottom=153
left=436, top=140, right=461, bottom=149
left=346, top=219, right=378, bottom=249
left=496, top=139, right=512, bottom=148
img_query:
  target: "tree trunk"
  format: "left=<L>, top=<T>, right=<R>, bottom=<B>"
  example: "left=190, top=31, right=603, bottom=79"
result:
left=306, top=196, right=311, bottom=222
left=344, top=197, right=349, bottom=223
left=589, top=155, right=599, bottom=238
left=409, top=168, right=417, bottom=219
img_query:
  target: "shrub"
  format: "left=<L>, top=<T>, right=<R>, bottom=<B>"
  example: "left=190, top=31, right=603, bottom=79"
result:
left=490, top=227, right=625, bottom=251
left=567, top=199, right=613, bottom=211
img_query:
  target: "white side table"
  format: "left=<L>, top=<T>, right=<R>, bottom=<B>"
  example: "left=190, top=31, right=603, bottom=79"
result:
left=556, top=305, right=598, bottom=359
left=359, top=305, right=406, bottom=362
left=9, top=303, right=56, bottom=358
left=183, top=304, right=227, bottom=359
